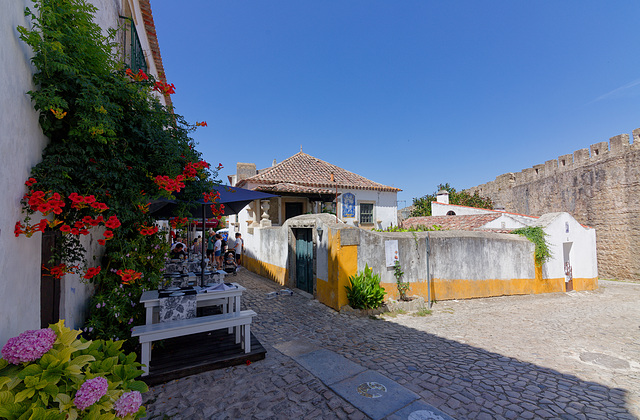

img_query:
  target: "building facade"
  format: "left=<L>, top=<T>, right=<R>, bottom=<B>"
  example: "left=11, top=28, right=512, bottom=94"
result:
left=0, top=0, right=169, bottom=348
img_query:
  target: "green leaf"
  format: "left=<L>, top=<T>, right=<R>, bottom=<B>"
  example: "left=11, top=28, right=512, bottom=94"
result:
left=64, top=365, right=82, bottom=376
left=17, top=365, right=43, bottom=380
left=38, top=354, right=59, bottom=370
left=14, top=387, right=35, bottom=403
left=58, top=330, right=80, bottom=347
left=127, top=380, right=148, bottom=393
left=68, top=354, right=95, bottom=368
left=41, top=367, right=62, bottom=385
left=0, top=390, right=15, bottom=404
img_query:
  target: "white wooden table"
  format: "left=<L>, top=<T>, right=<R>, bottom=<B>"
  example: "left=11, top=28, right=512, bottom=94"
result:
left=139, top=283, right=246, bottom=325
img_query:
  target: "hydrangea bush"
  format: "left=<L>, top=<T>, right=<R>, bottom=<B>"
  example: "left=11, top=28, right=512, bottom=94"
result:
left=0, top=320, right=147, bottom=420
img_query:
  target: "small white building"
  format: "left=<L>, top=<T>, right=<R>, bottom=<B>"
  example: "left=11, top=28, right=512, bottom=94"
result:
left=229, top=152, right=401, bottom=230
left=404, top=191, right=598, bottom=291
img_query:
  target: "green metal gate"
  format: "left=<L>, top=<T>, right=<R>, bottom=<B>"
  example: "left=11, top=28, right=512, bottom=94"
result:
left=295, top=228, right=314, bottom=294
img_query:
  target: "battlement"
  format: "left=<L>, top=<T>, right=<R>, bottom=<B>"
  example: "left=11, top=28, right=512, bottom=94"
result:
left=471, top=129, right=640, bottom=193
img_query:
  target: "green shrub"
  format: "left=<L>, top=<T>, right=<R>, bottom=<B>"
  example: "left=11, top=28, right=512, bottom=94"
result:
left=0, top=320, right=147, bottom=419
left=345, top=264, right=387, bottom=310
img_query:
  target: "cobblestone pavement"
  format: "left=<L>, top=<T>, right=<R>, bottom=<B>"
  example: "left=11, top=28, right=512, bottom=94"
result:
left=144, top=271, right=640, bottom=419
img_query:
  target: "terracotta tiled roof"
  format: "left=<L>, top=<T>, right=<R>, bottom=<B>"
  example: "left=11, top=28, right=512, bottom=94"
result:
left=139, top=0, right=173, bottom=108
left=254, top=183, right=337, bottom=195
left=403, top=214, right=503, bottom=230
left=237, top=152, right=401, bottom=192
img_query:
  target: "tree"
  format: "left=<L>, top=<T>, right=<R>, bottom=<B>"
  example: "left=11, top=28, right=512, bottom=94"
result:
left=411, top=183, right=493, bottom=217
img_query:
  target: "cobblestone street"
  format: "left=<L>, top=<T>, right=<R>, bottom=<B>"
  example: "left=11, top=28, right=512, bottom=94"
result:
left=144, top=271, right=640, bottom=419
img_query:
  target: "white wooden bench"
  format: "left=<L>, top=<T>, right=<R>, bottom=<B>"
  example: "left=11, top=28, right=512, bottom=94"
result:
left=132, top=309, right=257, bottom=375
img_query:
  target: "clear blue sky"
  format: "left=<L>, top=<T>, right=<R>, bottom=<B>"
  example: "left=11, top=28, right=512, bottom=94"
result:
left=151, top=1, right=640, bottom=207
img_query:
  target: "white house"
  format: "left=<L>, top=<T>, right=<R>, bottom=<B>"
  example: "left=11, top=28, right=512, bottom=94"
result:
left=1, top=0, right=170, bottom=348
left=404, top=191, right=598, bottom=291
left=228, top=151, right=401, bottom=230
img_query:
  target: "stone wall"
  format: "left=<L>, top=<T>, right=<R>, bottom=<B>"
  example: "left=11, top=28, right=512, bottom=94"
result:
left=466, top=129, right=640, bottom=280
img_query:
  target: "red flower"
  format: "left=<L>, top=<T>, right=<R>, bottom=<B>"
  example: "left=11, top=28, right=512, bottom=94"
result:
left=74, top=221, right=85, bottom=229
left=95, top=215, right=104, bottom=224
left=121, top=274, right=133, bottom=284
left=70, top=228, right=80, bottom=235
left=36, top=219, right=48, bottom=232
left=153, top=81, right=176, bottom=95
left=91, top=202, right=108, bottom=211
left=196, top=121, right=208, bottom=127
left=25, top=178, right=37, bottom=187
left=103, top=230, right=114, bottom=239
left=97, top=239, right=106, bottom=246
left=60, top=225, right=71, bottom=233
left=79, top=229, right=90, bottom=235
left=83, top=266, right=101, bottom=279
left=105, top=216, right=121, bottom=229
left=69, top=193, right=83, bottom=203
left=83, top=195, right=96, bottom=204
left=14, top=222, right=25, bottom=237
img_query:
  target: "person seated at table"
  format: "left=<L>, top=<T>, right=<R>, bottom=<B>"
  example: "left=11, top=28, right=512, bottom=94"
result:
left=170, top=243, right=187, bottom=259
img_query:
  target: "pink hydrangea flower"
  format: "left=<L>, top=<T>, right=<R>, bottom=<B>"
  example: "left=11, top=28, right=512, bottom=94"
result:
left=113, top=390, right=143, bottom=417
left=1, top=328, right=57, bottom=364
left=74, top=377, right=108, bottom=410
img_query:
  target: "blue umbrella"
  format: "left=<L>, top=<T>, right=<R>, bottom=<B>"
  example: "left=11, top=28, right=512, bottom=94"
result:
left=148, top=185, right=277, bottom=286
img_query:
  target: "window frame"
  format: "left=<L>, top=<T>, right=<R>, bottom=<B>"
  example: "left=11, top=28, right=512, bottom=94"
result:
left=359, top=202, right=375, bottom=225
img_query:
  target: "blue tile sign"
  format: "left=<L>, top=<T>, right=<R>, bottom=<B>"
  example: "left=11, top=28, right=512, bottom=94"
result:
left=342, top=193, right=355, bottom=218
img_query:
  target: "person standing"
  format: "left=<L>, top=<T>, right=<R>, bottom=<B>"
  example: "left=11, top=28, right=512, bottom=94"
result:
left=214, top=234, right=222, bottom=269
left=233, top=232, right=244, bottom=266
left=206, top=230, right=215, bottom=266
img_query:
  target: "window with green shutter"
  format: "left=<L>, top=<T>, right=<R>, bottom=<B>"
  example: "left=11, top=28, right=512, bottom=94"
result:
left=119, top=16, right=147, bottom=74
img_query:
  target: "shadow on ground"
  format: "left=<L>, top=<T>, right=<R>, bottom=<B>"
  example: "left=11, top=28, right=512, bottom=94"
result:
left=239, top=270, right=635, bottom=419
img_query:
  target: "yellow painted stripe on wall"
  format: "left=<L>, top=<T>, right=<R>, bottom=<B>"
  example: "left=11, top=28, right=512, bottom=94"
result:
left=382, top=277, right=599, bottom=301
left=244, top=255, right=288, bottom=286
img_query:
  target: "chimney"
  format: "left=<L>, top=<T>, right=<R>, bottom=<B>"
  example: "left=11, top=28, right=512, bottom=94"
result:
left=236, top=163, right=257, bottom=182
left=436, top=190, right=449, bottom=204
left=272, top=159, right=277, bottom=167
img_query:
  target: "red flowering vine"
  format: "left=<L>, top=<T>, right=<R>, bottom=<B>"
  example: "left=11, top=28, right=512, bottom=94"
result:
left=196, top=121, right=207, bottom=127
left=153, top=81, right=175, bottom=95
left=116, top=269, right=142, bottom=285
left=138, top=225, right=159, bottom=236
left=83, top=266, right=101, bottom=279
left=154, top=175, right=185, bottom=193
left=125, top=68, right=149, bottom=82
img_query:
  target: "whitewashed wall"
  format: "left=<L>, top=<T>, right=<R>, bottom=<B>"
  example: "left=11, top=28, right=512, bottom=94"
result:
left=0, top=0, right=51, bottom=349
left=337, top=188, right=398, bottom=230
left=534, top=213, right=598, bottom=280
left=0, top=0, right=161, bottom=348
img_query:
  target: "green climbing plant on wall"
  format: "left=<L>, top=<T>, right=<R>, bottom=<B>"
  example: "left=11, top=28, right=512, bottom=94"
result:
left=511, top=226, right=552, bottom=266
left=16, top=0, right=222, bottom=348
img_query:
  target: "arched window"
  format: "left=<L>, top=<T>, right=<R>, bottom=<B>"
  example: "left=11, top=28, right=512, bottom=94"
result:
left=446, top=210, right=456, bottom=216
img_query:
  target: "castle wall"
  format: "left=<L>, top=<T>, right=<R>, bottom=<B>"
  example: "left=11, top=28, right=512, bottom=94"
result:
left=467, top=129, right=640, bottom=280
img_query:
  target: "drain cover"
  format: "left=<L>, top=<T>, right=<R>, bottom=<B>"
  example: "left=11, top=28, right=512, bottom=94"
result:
left=356, top=381, right=387, bottom=398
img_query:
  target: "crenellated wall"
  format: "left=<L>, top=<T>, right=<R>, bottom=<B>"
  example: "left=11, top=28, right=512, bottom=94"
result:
left=466, top=129, right=640, bottom=280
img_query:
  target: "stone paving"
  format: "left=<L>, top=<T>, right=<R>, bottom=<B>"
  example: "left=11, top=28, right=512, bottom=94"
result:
left=144, top=271, right=640, bottom=419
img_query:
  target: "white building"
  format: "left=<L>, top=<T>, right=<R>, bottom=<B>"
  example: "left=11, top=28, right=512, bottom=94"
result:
left=1, top=0, right=170, bottom=347
left=404, top=191, right=598, bottom=290
left=229, top=152, right=401, bottom=230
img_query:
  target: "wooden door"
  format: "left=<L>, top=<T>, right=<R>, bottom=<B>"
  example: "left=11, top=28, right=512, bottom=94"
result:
left=41, top=230, right=61, bottom=328
left=295, top=228, right=313, bottom=294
